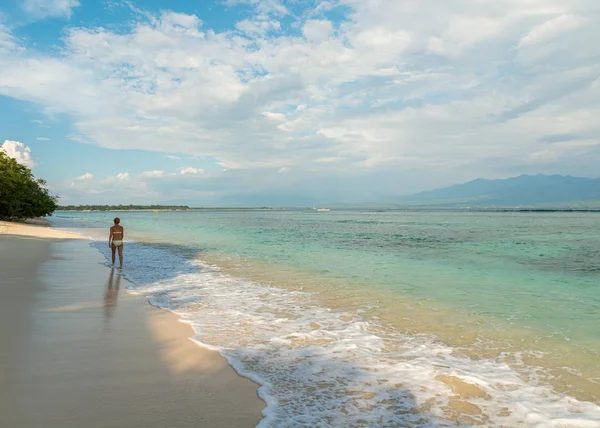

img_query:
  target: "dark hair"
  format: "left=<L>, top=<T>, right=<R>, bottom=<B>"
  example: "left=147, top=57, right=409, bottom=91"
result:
left=114, top=217, right=120, bottom=224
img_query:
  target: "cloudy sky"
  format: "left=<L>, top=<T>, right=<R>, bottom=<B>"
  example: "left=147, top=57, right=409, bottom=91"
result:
left=1, top=0, right=599, bottom=206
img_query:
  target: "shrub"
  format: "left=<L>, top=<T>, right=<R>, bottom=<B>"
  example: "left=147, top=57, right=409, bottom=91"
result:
left=0, top=151, right=58, bottom=221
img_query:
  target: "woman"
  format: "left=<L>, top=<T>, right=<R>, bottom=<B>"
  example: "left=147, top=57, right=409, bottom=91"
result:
left=108, top=217, right=124, bottom=267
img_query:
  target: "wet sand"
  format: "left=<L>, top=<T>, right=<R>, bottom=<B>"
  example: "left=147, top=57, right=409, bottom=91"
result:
left=0, top=227, right=265, bottom=428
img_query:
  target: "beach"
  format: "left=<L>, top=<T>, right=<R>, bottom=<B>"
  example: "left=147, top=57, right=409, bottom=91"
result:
left=4, top=212, right=600, bottom=426
left=46, top=210, right=600, bottom=426
left=0, top=221, right=265, bottom=428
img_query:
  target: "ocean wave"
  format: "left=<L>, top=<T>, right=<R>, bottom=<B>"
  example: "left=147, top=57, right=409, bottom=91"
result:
left=89, top=239, right=600, bottom=427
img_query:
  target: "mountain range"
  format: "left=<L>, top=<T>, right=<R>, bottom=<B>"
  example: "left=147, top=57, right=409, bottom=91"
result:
left=398, top=174, right=600, bottom=207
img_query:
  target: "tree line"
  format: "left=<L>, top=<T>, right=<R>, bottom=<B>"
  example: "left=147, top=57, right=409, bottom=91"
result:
left=57, top=204, right=190, bottom=211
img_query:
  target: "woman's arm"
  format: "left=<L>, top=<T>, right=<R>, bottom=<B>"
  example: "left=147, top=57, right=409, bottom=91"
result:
left=108, top=227, right=113, bottom=247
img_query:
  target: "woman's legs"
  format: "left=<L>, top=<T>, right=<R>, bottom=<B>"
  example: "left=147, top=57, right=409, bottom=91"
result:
left=117, top=244, right=124, bottom=267
left=111, top=244, right=116, bottom=264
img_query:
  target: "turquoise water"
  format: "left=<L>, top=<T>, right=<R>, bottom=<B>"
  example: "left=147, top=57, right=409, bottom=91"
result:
left=55, top=210, right=600, bottom=341
left=52, top=210, right=600, bottom=425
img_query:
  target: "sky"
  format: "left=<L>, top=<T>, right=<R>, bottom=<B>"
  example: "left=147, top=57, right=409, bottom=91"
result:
left=1, top=0, right=599, bottom=206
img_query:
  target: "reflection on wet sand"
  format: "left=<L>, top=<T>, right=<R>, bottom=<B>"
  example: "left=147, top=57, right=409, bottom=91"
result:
left=104, top=268, right=121, bottom=321
left=147, top=311, right=227, bottom=376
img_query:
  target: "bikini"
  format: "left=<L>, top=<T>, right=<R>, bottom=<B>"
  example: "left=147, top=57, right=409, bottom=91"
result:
left=112, top=229, right=123, bottom=247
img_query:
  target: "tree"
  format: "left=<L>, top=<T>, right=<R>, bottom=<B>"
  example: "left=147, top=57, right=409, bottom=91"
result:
left=0, top=151, right=58, bottom=221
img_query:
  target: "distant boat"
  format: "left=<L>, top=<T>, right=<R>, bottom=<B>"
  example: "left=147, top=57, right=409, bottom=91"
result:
left=313, top=205, right=330, bottom=212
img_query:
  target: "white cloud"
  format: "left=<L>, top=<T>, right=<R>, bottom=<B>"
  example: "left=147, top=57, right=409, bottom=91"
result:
left=65, top=170, right=160, bottom=201
left=518, top=15, right=581, bottom=48
left=2, top=0, right=600, bottom=202
left=222, top=0, right=288, bottom=17
left=263, top=111, right=286, bottom=120
left=75, top=172, right=93, bottom=180
left=310, top=1, right=335, bottom=17
left=69, top=172, right=93, bottom=187
left=302, top=20, right=333, bottom=42
left=140, top=170, right=165, bottom=177
left=36, top=137, right=50, bottom=141
left=0, top=25, right=17, bottom=54
left=1, top=140, right=37, bottom=168
left=22, top=0, right=80, bottom=20
left=158, top=11, right=203, bottom=36
left=236, top=19, right=281, bottom=35
left=529, top=139, right=600, bottom=161
left=180, top=166, right=204, bottom=175
left=32, top=119, right=50, bottom=128
left=60, top=168, right=223, bottom=203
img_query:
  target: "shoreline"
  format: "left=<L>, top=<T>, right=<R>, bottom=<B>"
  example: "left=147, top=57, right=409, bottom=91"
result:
left=0, top=220, right=265, bottom=427
left=0, top=218, right=85, bottom=239
left=20, top=215, right=600, bottom=425
left=74, top=213, right=600, bottom=425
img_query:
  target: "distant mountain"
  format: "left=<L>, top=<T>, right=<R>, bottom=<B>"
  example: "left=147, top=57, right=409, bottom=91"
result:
left=399, top=174, right=600, bottom=207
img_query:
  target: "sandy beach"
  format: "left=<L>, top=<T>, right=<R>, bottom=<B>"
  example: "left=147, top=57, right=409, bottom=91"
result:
left=0, top=218, right=84, bottom=239
left=0, top=221, right=265, bottom=428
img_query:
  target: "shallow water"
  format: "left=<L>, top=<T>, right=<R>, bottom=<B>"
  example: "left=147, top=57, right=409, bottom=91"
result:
left=52, top=210, right=600, bottom=426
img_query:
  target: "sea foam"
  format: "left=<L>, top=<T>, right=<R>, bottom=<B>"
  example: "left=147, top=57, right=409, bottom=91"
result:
left=89, top=240, right=600, bottom=427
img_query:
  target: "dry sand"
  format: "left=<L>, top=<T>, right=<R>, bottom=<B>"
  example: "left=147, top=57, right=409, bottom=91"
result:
left=0, top=219, right=84, bottom=239
left=0, top=224, right=265, bottom=428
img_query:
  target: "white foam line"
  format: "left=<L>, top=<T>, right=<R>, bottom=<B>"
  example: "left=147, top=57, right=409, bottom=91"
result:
left=66, top=227, right=600, bottom=427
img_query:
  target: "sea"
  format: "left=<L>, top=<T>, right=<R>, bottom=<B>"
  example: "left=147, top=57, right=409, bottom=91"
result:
left=51, top=209, right=600, bottom=427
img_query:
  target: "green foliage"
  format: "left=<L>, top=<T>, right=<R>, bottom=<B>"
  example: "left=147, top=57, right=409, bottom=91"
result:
left=0, top=151, right=58, bottom=221
left=57, top=204, right=190, bottom=211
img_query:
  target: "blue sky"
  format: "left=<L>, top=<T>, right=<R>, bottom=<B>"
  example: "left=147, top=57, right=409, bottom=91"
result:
left=1, top=0, right=599, bottom=206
